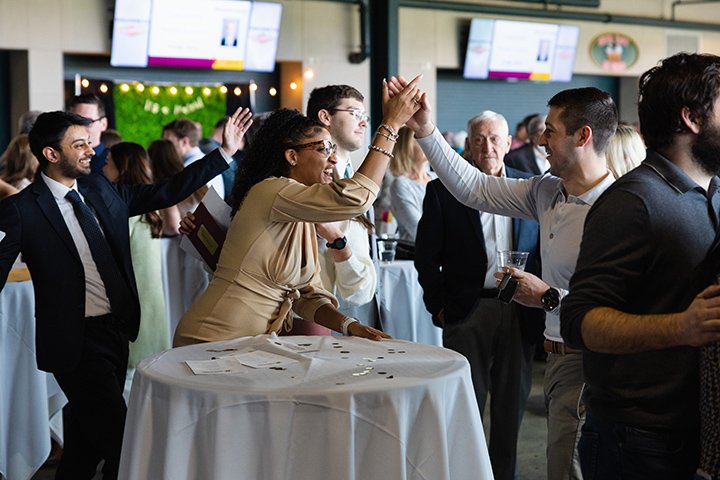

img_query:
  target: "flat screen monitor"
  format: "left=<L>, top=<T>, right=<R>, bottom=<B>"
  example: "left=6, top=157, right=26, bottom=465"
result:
left=463, top=18, right=579, bottom=82
left=111, top=0, right=282, bottom=72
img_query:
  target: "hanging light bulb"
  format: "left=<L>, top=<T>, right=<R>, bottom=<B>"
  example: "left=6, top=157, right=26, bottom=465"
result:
left=202, top=87, right=212, bottom=96
left=169, top=86, right=178, bottom=95
left=289, top=82, right=298, bottom=91
left=99, top=83, right=109, bottom=94
left=303, top=68, right=314, bottom=80
left=151, top=86, right=160, bottom=95
left=120, top=83, right=130, bottom=93
left=249, top=82, right=258, bottom=92
left=219, top=85, right=228, bottom=94
left=81, top=78, right=90, bottom=88
left=233, top=86, right=242, bottom=96
left=136, top=83, right=145, bottom=92
left=268, top=87, right=277, bottom=96
left=185, top=86, right=194, bottom=95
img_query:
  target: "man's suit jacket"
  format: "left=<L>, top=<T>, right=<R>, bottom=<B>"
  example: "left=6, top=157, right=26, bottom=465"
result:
left=505, top=143, right=542, bottom=175
left=0, top=149, right=228, bottom=373
left=415, top=166, right=545, bottom=343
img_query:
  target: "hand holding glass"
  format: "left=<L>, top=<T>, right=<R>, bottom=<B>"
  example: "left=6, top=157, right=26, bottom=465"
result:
left=497, top=250, right=529, bottom=272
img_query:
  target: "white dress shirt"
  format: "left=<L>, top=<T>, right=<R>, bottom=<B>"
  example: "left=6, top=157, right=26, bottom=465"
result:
left=41, top=172, right=112, bottom=317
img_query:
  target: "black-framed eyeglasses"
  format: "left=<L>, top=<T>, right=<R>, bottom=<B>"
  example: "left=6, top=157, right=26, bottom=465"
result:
left=290, top=139, right=338, bottom=157
left=328, top=108, right=369, bottom=123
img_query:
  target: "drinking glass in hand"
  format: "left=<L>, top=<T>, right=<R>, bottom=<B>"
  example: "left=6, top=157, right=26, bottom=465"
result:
left=497, top=250, right=529, bottom=272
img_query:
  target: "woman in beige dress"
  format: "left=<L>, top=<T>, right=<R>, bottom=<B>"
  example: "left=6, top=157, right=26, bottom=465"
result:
left=174, top=77, right=423, bottom=346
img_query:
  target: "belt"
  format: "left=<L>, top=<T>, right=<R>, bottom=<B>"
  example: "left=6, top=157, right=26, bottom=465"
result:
left=85, top=313, right=125, bottom=328
left=544, top=339, right=582, bottom=355
left=479, top=288, right=500, bottom=298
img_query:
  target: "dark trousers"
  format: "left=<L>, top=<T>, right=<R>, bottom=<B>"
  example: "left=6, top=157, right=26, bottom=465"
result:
left=53, top=318, right=129, bottom=480
left=442, top=298, right=534, bottom=480
left=578, top=411, right=699, bottom=480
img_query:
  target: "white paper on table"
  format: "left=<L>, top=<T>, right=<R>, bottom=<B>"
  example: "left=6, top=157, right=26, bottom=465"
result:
left=186, top=356, right=246, bottom=375
left=261, top=332, right=322, bottom=355
left=179, top=186, right=232, bottom=264
left=231, top=350, right=299, bottom=369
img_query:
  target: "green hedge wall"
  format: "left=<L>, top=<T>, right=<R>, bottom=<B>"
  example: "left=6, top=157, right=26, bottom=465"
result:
left=114, top=85, right=227, bottom=148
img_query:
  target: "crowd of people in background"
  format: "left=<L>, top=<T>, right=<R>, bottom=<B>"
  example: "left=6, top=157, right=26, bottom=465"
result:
left=2, top=52, right=720, bottom=480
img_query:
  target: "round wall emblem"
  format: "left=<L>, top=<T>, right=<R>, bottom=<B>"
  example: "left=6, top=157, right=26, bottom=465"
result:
left=590, top=33, right=639, bottom=72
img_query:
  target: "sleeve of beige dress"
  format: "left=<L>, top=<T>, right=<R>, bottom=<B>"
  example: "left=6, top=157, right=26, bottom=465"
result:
left=270, top=173, right=380, bottom=223
left=292, top=268, right=340, bottom=322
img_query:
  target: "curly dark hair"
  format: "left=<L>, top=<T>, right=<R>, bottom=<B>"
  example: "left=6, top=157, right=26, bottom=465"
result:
left=228, top=108, right=325, bottom=215
left=638, top=53, right=720, bottom=151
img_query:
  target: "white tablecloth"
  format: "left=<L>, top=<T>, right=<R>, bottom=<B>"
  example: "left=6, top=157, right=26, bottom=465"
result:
left=0, top=278, right=66, bottom=480
left=377, top=260, right=443, bottom=346
left=119, top=335, right=492, bottom=480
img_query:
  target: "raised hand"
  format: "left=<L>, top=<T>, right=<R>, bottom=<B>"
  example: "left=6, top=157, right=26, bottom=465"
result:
left=380, top=74, right=423, bottom=131
left=221, top=107, right=253, bottom=157
left=386, top=75, right=434, bottom=137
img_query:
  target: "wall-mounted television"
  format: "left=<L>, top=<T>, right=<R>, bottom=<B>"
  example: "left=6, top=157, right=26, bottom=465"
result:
left=463, top=18, right=579, bottom=82
left=111, top=0, right=282, bottom=72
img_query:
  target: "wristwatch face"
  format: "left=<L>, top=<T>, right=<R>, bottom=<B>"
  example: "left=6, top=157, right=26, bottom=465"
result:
left=327, top=236, right=347, bottom=250
left=541, top=288, right=560, bottom=312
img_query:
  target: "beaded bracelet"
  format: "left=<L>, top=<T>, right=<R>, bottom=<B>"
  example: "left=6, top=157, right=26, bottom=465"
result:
left=368, top=144, right=395, bottom=159
left=341, top=317, right=359, bottom=336
left=374, top=131, right=397, bottom=142
left=377, top=124, right=399, bottom=141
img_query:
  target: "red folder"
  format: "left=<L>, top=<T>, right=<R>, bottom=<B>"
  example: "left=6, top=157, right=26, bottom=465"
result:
left=187, top=202, right=228, bottom=271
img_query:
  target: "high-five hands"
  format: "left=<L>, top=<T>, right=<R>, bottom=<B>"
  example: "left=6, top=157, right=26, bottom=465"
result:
left=385, top=75, right=434, bottom=137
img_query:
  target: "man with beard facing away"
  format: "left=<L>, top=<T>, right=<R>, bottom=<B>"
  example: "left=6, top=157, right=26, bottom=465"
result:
left=561, top=52, right=720, bottom=479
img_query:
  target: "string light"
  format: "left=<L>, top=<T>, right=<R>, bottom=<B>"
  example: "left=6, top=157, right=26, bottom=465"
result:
left=151, top=86, right=160, bottom=95
left=169, top=86, right=178, bottom=95
left=249, top=82, right=258, bottom=92
left=202, top=87, right=212, bottom=96
left=120, top=83, right=130, bottom=93
left=135, top=83, right=145, bottom=92
left=99, top=84, right=109, bottom=93
left=233, top=86, right=242, bottom=96
left=81, top=78, right=90, bottom=88
left=268, top=87, right=277, bottom=96
left=185, top=86, right=194, bottom=95
left=303, top=68, right=315, bottom=80
left=289, top=82, right=298, bottom=91
left=220, top=85, right=228, bottom=94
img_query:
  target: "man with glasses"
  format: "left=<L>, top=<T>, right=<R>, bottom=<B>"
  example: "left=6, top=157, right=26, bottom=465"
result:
left=305, top=85, right=379, bottom=329
left=68, top=94, right=109, bottom=173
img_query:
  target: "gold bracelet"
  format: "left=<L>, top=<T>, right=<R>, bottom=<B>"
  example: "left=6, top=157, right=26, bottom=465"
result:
left=377, top=124, right=399, bottom=141
left=368, top=144, right=394, bottom=159
left=374, top=131, right=397, bottom=142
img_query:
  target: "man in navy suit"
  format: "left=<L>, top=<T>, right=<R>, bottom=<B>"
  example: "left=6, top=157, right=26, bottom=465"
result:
left=0, top=108, right=251, bottom=479
left=505, top=114, right=548, bottom=175
left=415, top=111, right=543, bottom=480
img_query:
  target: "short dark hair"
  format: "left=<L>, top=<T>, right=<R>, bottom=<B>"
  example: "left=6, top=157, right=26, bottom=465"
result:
left=68, top=93, right=106, bottom=117
left=28, top=111, right=91, bottom=170
left=638, top=53, right=720, bottom=151
left=306, top=85, right=364, bottom=121
left=162, top=118, right=201, bottom=146
left=547, top=87, right=618, bottom=155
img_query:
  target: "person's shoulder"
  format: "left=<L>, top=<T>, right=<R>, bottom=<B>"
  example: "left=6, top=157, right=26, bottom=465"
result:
left=506, top=166, right=532, bottom=179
